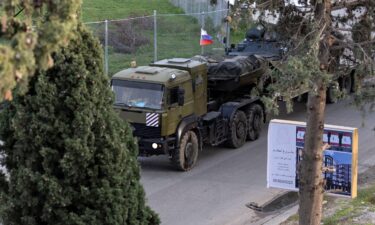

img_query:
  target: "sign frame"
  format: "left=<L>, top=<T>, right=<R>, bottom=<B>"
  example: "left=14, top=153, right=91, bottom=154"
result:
left=267, top=119, right=358, bottom=198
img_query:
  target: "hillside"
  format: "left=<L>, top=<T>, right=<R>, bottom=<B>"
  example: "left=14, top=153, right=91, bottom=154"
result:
left=82, top=0, right=225, bottom=75
left=82, top=0, right=183, bottom=22
left=82, top=0, right=224, bottom=76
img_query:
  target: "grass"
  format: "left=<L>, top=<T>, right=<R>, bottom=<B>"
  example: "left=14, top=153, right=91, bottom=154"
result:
left=82, top=0, right=184, bottom=22
left=323, top=185, right=375, bottom=225
left=81, top=1, right=256, bottom=76
left=85, top=14, right=211, bottom=75
left=82, top=0, right=190, bottom=75
left=82, top=0, right=226, bottom=75
left=282, top=185, right=375, bottom=225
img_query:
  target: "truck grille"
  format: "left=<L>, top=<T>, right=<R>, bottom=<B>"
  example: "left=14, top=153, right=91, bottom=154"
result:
left=132, top=123, right=161, bottom=138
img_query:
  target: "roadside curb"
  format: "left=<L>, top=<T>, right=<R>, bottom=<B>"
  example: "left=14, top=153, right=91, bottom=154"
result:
left=253, top=204, right=298, bottom=225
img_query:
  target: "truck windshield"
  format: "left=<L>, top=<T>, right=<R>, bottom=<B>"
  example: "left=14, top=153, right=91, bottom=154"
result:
left=112, top=79, right=164, bottom=110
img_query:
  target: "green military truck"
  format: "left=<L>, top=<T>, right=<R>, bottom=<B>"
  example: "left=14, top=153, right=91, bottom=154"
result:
left=111, top=57, right=268, bottom=171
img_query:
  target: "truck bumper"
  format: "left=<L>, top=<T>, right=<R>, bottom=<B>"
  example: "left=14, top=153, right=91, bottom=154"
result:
left=137, top=138, right=174, bottom=156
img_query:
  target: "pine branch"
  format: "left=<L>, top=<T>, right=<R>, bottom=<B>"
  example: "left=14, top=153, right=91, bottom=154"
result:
left=332, top=0, right=372, bottom=10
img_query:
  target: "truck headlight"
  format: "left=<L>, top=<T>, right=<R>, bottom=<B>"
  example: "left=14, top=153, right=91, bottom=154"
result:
left=152, top=143, right=158, bottom=149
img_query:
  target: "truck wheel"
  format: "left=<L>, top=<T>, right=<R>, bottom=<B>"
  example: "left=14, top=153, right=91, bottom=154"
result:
left=326, top=83, right=339, bottom=104
left=172, top=131, right=199, bottom=171
left=340, top=75, right=352, bottom=95
left=296, top=93, right=308, bottom=103
left=227, top=110, right=247, bottom=148
left=350, top=72, right=357, bottom=93
left=246, top=104, right=263, bottom=141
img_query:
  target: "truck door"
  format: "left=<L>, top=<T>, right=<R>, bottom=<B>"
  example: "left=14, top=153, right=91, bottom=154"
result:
left=166, top=81, right=194, bottom=135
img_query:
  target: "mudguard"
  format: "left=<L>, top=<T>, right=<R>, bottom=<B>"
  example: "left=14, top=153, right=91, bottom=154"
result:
left=176, top=114, right=200, bottom=147
left=219, top=98, right=266, bottom=123
left=220, top=102, right=241, bottom=122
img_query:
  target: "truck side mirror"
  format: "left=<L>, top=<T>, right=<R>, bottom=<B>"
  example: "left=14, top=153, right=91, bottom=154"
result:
left=178, top=88, right=185, bottom=106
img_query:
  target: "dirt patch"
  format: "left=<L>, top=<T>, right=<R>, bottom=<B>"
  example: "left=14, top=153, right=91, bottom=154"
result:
left=352, top=207, right=375, bottom=224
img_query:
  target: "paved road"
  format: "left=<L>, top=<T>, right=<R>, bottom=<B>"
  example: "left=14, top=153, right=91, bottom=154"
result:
left=140, top=100, right=375, bottom=225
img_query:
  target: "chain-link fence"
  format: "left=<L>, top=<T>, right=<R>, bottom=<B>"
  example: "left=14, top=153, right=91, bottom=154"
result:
left=85, top=9, right=229, bottom=76
left=170, top=0, right=229, bottom=27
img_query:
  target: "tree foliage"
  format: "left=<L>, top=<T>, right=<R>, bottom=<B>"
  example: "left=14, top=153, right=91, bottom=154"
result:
left=0, top=0, right=81, bottom=101
left=235, top=0, right=375, bottom=112
left=0, top=24, right=159, bottom=225
left=228, top=1, right=374, bottom=224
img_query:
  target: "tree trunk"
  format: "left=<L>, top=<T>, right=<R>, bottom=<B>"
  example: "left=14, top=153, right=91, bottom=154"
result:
left=299, top=82, right=327, bottom=225
left=299, top=1, right=331, bottom=224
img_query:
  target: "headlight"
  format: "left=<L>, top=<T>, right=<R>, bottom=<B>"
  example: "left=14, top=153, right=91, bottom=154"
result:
left=152, top=143, right=158, bottom=149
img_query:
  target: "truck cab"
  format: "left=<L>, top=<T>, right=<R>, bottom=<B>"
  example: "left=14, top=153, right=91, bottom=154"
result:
left=111, top=59, right=207, bottom=158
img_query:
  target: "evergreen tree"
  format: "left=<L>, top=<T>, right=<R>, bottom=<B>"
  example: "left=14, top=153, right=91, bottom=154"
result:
left=0, top=24, right=159, bottom=225
left=0, top=1, right=81, bottom=100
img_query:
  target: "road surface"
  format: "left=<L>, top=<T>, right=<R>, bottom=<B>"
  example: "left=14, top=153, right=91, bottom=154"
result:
left=140, top=99, right=375, bottom=225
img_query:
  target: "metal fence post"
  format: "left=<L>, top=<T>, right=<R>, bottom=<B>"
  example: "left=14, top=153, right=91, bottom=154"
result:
left=104, top=20, right=109, bottom=76
left=198, top=3, right=201, bottom=22
left=154, top=10, right=157, bottom=62
left=225, top=2, right=231, bottom=52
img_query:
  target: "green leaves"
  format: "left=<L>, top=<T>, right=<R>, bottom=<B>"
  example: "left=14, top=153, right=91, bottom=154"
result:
left=0, top=0, right=81, bottom=100
left=0, top=24, right=159, bottom=225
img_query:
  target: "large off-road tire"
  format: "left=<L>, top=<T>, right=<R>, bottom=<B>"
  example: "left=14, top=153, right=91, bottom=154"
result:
left=350, top=72, right=357, bottom=93
left=326, top=83, right=339, bottom=104
left=226, top=110, right=247, bottom=148
left=296, top=93, right=308, bottom=103
left=340, top=75, right=352, bottom=95
left=171, top=131, right=199, bottom=171
left=246, top=104, right=263, bottom=141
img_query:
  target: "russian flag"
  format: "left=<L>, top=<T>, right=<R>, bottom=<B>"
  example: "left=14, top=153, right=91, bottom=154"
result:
left=200, top=28, right=213, bottom=46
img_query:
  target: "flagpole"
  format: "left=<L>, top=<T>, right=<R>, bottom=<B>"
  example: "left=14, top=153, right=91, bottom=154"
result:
left=201, top=11, right=205, bottom=55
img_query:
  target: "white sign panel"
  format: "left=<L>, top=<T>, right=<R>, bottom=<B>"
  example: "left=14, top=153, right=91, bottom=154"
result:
left=267, top=119, right=359, bottom=198
left=267, top=122, right=297, bottom=189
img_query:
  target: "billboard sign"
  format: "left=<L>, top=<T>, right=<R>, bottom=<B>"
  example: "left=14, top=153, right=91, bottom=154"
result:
left=267, top=119, right=358, bottom=198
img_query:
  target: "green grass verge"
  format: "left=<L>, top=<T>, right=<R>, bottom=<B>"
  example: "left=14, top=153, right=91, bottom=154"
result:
left=87, top=15, right=212, bottom=75
left=82, top=1, right=202, bottom=75
left=323, top=185, right=375, bottom=225
left=82, top=0, right=184, bottom=22
left=82, top=1, right=236, bottom=76
left=281, top=185, right=375, bottom=225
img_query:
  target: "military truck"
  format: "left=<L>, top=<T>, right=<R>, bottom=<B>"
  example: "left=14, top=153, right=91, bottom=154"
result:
left=227, top=27, right=356, bottom=103
left=111, top=57, right=268, bottom=171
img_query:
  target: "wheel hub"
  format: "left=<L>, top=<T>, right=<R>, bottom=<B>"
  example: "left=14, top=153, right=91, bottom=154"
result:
left=185, top=142, right=194, bottom=165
